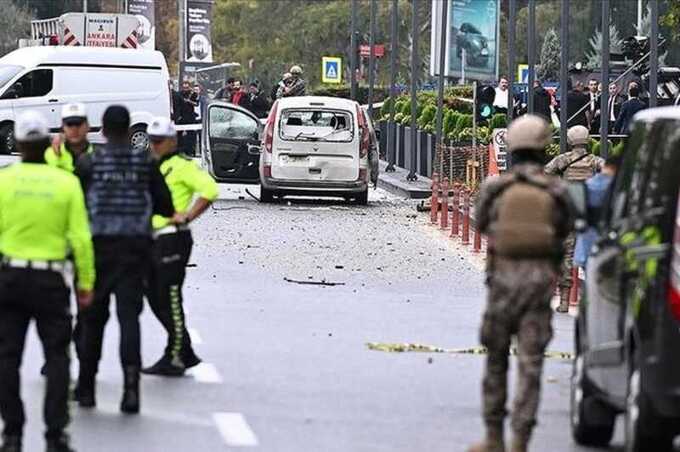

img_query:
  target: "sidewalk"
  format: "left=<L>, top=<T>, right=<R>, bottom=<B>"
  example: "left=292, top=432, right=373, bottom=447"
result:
left=377, top=160, right=431, bottom=199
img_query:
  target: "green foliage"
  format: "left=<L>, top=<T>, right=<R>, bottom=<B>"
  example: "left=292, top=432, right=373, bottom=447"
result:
left=380, top=97, right=395, bottom=119
left=611, top=141, right=625, bottom=157
left=661, top=0, right=680, bottom=41
left=417, top=105, right=436, bottom=129
left=310, top=86, right=388, bottom=105
left=537, top=28, right=560, bottom=81
left=400, top=114, right=412, bottom=126
left=546, top=143, right=561, bottom=158
left=489, top=114, right=508, bottom=130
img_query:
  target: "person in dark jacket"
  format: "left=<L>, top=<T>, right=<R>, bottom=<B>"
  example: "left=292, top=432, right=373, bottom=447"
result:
left=566, top=81, right=590, bottom=128
left=74, top=106, right=174, bottom=414
left=245, top=82, right=269, bottom=118
left=532, top=80, right=552, bottom=122
left=614, top=84, right=645, bottom=134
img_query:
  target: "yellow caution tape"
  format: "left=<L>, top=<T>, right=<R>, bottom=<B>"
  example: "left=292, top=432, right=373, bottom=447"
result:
left=366, top=342, right=574, bottom=360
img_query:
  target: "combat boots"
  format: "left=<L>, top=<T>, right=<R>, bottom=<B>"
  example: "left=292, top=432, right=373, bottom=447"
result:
left=0, top=435, right=21, bottom=452
left=467, top=425, right=505, bottom=452
left=120, top=366, right=140, bottom=414
left=74, top=369, right=96, bottom=408
left=46, top=434, right=74, bottom=452
left=510, top=433, right=530, bottom=452
left=556, top=288, right=570, bottom=313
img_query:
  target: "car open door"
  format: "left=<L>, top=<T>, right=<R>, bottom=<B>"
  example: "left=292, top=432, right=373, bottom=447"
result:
left=203, top=102, right=262, bottom=183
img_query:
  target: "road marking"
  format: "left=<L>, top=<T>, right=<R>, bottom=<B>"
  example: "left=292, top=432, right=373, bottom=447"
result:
left=213, top=412, right=259, bottom=447
left=187, top=363, right=223, bottom=383
left=188, top=328, right=203, bottom=344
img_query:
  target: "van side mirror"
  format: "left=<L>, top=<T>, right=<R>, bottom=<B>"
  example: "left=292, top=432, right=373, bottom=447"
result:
left=567, top=181, right=588, bottom=232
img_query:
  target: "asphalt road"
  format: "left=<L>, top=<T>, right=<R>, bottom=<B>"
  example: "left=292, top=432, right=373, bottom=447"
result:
left=0, top=153, right=627, bottom=451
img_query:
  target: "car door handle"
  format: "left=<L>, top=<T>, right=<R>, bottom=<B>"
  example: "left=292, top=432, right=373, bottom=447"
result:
left=48, top=99, right=59, bottom=103
left=247, top=143, right=261, bottom=155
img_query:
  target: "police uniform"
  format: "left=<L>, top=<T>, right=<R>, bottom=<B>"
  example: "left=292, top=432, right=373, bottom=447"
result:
left=0, top=112, right=94, bottom=452
left=74, top=106, right=173, bottom=413
left=470, top=116, right=573, bottom=452
left=544, top=125, right=603, bottom=312
left=45, top=103, right=94, bottom=173
left=143, top=117, right=218, bottom=376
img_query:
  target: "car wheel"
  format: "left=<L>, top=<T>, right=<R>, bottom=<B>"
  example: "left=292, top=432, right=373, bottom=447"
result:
left=353, top=189, right=368, bottom=206
left=570, top=355, right=615, bottom=446
left=624, top=366, right=668, bottom=452
left=0, top=123, right=15, bottom=155
left=259, top=186, right=275, bottom=203
left=130, top=125, right=149, bottom=152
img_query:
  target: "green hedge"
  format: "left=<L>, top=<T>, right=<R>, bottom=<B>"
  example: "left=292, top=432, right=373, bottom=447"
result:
left=310, top=85, right=389, bottom=105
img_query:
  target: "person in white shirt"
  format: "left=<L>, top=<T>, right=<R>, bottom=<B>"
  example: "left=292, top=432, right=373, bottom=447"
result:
left=494, top=76, right=510, bottom=114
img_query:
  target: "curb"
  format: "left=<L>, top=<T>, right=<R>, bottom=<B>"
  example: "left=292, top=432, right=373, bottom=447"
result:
left=377, top=160, right=432, bottom=199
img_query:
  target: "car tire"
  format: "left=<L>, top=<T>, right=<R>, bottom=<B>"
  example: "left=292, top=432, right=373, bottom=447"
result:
left=129, top=125, right=149, bottom=152
left=570, top=355, right=616, bottom=447
left=0, top=123, right=15, bottom=155
left=353, top=189, right=368, bottom=206
left=259, top=186, right=275, bottom=203
left=625, top=364, right=668, bottom=452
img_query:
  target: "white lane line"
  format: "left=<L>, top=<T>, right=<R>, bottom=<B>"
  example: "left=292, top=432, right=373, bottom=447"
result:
left=188, top=328, right=203, bottom=344
left=213, top=412, right=259, bottom=447
left=187, top=363, right=223, bottom=384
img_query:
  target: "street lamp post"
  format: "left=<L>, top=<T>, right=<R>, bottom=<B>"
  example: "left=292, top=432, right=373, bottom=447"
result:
left=407, top=0, right=419, bottom=182
left=350, top=0, right=358, bottom=102
left=527, top=0, right=536, bottom=114
left=368, top=0, right=376, bottom=119
left=559, top=0, right=569, bottom=155
left=386, top=0, right=398, bottom=173
left=507, top=0, right=516, bottom=126
left=435, top=0, right=448, bottom=152
left=600, top=0, right=610, bottom=159
left=650, top=0, right=659, bottom=108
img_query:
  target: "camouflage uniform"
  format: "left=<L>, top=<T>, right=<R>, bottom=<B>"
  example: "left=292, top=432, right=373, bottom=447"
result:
left=544, top=145, right=603, bottom=310
left=472, top=159, right=573, bottom=452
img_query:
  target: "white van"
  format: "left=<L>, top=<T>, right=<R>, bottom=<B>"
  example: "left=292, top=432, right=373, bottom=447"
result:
left=0, top=46, right=171, bottom=153
left=259, top=96, right=377, bottom=204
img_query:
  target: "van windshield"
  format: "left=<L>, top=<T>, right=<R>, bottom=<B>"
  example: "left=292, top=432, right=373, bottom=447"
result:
left=0, top=65, right=24, bottom=91
left=279, top=109, right=354, bottom=142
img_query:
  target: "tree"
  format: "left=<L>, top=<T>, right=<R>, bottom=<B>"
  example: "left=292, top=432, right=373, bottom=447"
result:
left=0, top=3, right=31, bottom=56
left=585, top=22, right=624, bottom=70
left=537, top=28, right=559, bottom=81
left=661, top=0, right=680, bottom=41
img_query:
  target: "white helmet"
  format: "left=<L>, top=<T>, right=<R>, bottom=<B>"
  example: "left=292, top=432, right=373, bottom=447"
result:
left=147, top=117, right=177, bottom=139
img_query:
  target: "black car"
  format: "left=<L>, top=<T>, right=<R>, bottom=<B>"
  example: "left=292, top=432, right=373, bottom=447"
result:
left=455, top=22, right=489, bottom=67
left=570, top=107, right=680, bottom=451
left=201, top=101, right=263, bottom=183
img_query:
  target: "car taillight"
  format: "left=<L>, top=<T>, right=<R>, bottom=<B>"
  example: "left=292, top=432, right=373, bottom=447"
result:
left=669, top=196, right=680, bottom=321
left=356, top=105, right=369, bottom=158
left=264, top=100, right=278, bottom=153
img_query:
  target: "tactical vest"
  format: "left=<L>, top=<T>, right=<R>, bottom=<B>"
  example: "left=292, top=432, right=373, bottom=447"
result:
left=491, top=173, right=558, bottom=258
left=86, top=146, right=153, bottom=237
left=563, top=150, right=597, bottom=182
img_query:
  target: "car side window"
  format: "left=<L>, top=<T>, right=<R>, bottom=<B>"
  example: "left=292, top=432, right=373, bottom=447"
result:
left=209, top=106, right=259, bottom=141
left=643, top=122, right=680, bottom=219
left=14, top=69, right=53, bottom=98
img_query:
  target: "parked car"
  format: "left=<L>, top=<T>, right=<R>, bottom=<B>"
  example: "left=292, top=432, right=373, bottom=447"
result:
left=258, top=96, right=376, bottom=204
left=570, top=106, right=680, bottom=452
left=202, top=100, right=262, bottom=183
left=455, top=22, right=490, bottom=67
left=0, top=46, right=171, bottom=153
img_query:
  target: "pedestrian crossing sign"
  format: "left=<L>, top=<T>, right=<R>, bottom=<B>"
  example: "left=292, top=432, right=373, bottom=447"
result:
left=322, top=57, right=342, bottom=84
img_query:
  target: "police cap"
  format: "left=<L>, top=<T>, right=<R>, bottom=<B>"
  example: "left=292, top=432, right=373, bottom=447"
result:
left=147, top=117, right=176, bottom=140
left=15, top=111, right=49, bottom=143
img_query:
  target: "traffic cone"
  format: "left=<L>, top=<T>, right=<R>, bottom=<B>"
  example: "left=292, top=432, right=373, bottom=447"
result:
left=450, top=184, right=460, bottom=237
left=440, top=178, right=449, bottom=230
left=430, top=172, right=440, bottom=224
left=462, top=188, right=470, bottom=246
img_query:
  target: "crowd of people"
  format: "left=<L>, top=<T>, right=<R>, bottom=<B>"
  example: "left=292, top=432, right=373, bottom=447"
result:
left=492, top=74, right=649, bottom=135
left=0, top=103, right=218, bottom=452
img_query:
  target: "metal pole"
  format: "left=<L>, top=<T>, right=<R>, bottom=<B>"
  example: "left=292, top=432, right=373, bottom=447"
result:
left=435, top=0, right=448, bottom=148
left=527, top=0, right=536, bottom=114
left=368, top=0, right=376, bottom=118
left=83, top=0, right=88, bottom=12
left=600, top=0, right=610, bottom=158
left=386, top=0, right=398, bottom=173
left=650, top=0, right=658, bottom=108
left=507, top=0, right=516, bottom=125
left=559, top=0, right=569, bottom=154
left=461, top=49, right=466, bottom=84
left=350, top=0, right=358, bottom=101
left=178, top=0, right=185, bottom=81
left=637, top=0, right=643, bottom=36
left=472, top=80, right=477, bottom=150
left=407, top=0, right=419, bottom=181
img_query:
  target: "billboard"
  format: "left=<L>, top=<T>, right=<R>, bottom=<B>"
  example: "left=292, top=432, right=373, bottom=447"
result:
left=430, top=0, right=499, bottom=81
left=127, top=0, right=155, bottom=50
left=186, top=0, right=214, bottom=63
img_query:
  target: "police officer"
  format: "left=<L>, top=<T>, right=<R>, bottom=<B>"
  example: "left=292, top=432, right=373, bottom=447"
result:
left=281, top=65, right=306, bottom=97
left=45, top=103, right=93, bottom=173
left=75, top=106, right=174, bottom=413
left=470, top=115, right=573, bottom=452
left=142, top=117, right=218, bottom=376
left=0, top=111, right=95, bottom=452
left=544, top=125, right=603, bottom=312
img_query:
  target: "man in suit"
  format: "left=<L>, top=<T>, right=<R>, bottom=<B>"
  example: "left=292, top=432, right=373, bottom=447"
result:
left=603, top=83, right=623, bottom=134
left=566, top=81, right=590, bottom=128
left=587, top=79, right=599, bottom=133
left=614, top=84, right=645, bottom=134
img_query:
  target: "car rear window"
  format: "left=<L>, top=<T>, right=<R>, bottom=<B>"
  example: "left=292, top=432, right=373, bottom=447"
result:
left=279, top=109, right=354, bottom=142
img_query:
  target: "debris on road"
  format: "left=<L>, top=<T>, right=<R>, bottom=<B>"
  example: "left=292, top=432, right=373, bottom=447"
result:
left=365, top=342, right=574, bottom=360
left=284, top=277, right=346, bottom=287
